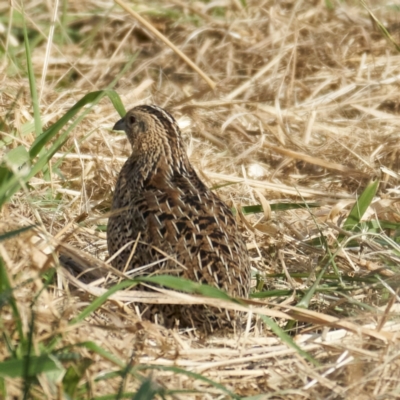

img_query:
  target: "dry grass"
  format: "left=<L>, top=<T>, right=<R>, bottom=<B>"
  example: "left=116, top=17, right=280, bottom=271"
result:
left=2, top=0, right=400, bottom=398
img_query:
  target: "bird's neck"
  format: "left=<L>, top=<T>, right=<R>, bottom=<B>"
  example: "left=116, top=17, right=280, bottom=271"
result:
left=129, top=139, right=189, bottom=185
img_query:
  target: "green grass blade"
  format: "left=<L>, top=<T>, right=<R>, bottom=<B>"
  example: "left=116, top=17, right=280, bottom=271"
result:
left=0, top=146, right=31, bottom=208
left=68, top=280, right=139, bottom=326
left=29, top=90, right=124, bottom=159
left=361, top=0, right=400, bottom=52
left=69, top=275, right=243, bottom=328
left=106, top=89, right=126, bottom=117
left=0, top=354, right=64, bottom=378
left=0, top=257, right=24, bottom=340
left=47, top=280, right=139, bottom=352
left=0, top=225, right=35, bottom=242
left=342, top=178, right=379, bottom=231
left=132, top=378, right=159, bottom=400
left=21, top=4, right=42, bottom=136
left=0, top=90, right=126, bottom=209
left=0, top=377, right=6, bottom=398
left=0, top=171, right=28, bottom=210
left=259, top=315, right=319, bottom=366
left=296, top=265, right=328, bottom=309
left=71, top=341, right=126, bottom=368
left=138, top=275, right=240, bottom=303
left=251, top=289, right=294, bottom=298
left=240, top=202, right=320, bottom=215
left=62, top=357, right=93, bottom=398
left=133, top=365, right=240, bottom=399
left=22, top=311, right=36, bottom=398
left=3, top=145, right=30, bottom=167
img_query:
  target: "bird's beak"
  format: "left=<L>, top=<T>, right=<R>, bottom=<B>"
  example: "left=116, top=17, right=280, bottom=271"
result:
left=113, top=117, right=126, bottom=132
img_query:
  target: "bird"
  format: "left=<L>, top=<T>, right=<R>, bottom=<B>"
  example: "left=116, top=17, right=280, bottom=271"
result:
left=107, top=104, right=250, bottom=332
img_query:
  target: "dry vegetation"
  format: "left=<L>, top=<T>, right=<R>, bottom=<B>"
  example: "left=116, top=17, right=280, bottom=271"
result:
left=2, top=0, right=400, bottom=398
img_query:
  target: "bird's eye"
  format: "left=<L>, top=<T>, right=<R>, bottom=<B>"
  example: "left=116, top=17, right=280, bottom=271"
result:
left=128, top=115, right=136, bottom=124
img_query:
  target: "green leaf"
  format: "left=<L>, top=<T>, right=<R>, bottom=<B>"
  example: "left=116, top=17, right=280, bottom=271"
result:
left=3, top=146, right=30, bottom=168
left=0, top=355, right=64, bottom=378
left=132, top=378, right=159, bottom=400
left=62, top=357, right=93, bottom=398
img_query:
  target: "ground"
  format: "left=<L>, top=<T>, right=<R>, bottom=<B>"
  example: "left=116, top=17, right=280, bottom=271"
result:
left=1, top=1, right=400, bottom=399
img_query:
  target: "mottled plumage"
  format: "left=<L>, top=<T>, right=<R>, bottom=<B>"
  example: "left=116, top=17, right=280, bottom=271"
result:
left=107, top=105, right=250, bottom=331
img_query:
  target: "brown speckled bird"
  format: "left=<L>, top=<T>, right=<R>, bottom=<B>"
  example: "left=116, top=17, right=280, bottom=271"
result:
left=107, top=105, right=250, bottom=331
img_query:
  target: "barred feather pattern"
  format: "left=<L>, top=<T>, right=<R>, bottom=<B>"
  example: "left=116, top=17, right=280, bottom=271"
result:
left=107, top=105, right=250, bottom=332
